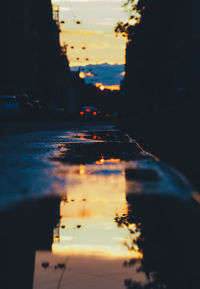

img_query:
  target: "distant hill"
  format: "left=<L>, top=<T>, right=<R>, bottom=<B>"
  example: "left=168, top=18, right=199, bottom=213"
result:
left=70, top=63, right=125, bottom=86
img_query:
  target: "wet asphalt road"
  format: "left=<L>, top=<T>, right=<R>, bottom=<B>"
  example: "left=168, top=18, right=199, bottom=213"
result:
left=0, top=123, right=199, bottom=289
left=0, top=124, right=195, bottom=207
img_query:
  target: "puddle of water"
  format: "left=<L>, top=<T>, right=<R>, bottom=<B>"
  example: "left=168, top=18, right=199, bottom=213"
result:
left=33, top=159, right=145, bottom=289
left=0, top=129, right=200, bottom=289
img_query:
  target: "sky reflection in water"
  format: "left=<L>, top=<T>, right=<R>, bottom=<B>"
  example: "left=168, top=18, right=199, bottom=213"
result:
left=32, top=130, right=200, bottom=289
left=33, top=158, right=144, bottom=289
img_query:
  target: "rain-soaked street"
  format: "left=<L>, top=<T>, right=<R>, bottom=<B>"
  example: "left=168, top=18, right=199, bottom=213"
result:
left=0, top=124, right=200, bottom=289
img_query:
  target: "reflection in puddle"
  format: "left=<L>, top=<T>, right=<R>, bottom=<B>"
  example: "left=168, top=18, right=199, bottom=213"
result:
left=121, top=194, right=200, bottom=289
left=33, top=131, right=199, bottom=289
left=1, top=129, right=199, bottom=289
left=33, top=159, right=145, bottom=289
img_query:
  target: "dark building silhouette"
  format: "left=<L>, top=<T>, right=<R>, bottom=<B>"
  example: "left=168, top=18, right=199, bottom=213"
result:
left=122, top=0, right=200, bottom=114
left=0, top=0, right=70, bottom=110
left=190, top=0, right=200, bottom=105
left=118, top=0, right=200, bottom=191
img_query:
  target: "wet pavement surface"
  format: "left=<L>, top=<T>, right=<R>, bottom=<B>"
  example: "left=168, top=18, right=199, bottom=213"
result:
left=0, top=124, right=200, bottom=289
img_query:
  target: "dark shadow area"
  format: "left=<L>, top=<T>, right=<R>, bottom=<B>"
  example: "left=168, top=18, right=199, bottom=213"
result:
left=115, top=0, right=200, bottom=191
left=115, top=192, right=200, bottom=289
left=126, top=168, right=159, bottom=182
left=0, top=196, right=61, bottom=289
left=123, top=111, right=200, bottom=191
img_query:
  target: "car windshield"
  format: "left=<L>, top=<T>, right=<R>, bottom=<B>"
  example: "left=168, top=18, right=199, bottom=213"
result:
left=83, top=107, right=96, bottom=111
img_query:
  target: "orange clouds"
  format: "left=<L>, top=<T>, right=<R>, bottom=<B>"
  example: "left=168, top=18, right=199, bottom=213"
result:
left=62, top=29, right=102, bottom=37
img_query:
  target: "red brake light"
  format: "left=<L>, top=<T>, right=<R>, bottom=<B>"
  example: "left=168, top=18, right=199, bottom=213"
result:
left=98, top=111, right=101, bottom=114
left=93, top=112, right=97, bottom=115
left=80, top=111, right=84, bottom=115
left=106, top=114, right=109, bottom=117
left=86, top=109, right=91, bottom=112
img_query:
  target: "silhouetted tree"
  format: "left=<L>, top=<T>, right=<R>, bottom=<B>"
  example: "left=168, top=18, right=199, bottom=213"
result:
left=115, top=0, right=189, bottom=115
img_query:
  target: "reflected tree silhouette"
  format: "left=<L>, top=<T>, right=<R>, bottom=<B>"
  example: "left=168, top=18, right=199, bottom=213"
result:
left=115, top=194, right=200, bottom=289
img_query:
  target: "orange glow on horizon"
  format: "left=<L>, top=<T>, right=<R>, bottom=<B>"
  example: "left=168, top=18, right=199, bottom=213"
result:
left=104, top=85, right=120, bottom=91
left=95, top=158, right=121, bottom=165
left=106, top=159, right=120, bottom=163
left=86, top=72, right=94, bottom=77
left=79, top=71, right=94, bottom=79
left=79, top=164, right=85, bottom=175
left=95, top=83, right=102, bottom=88
left=95, top=83, right=120, bottom=91
left=69, top=61, right=125, bottom=68
left=96, top=156, right=105, bottom=164
left=95, top=83, right=104, bottom=90
left=52, top=244, right=143, bottom=259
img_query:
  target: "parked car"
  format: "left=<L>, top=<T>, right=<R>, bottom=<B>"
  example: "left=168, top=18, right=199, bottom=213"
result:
left=80, top=106, right=98, bottom=120
left=17, top=96, right=43, bottom=118
left=0, top=95, right=20, bottom=119
left=0, top=94, right=43, bottom=120
left=80, top=106, right=110, bottom=121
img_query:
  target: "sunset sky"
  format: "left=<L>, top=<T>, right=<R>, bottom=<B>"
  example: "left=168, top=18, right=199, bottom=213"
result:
left=51, top=0, right=127, bottom=67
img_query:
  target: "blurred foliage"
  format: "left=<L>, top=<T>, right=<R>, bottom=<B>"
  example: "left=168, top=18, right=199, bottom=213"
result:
left=115, top=0, right=146, bottom=39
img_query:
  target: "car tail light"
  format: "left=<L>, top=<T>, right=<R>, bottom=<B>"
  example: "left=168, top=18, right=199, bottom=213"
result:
left=93, top=112, right=97, bottom=116
left=98, top=111, right=101, bottom=114
left=80, top=111, right=84, bottom=115
left=86, top=109, right=91, bottom=112
left=106, top=114, right=109, bottom=117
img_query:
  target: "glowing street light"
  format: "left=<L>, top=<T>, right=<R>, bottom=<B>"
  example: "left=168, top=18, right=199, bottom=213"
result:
left=79, top=72, right=85, bottom=79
